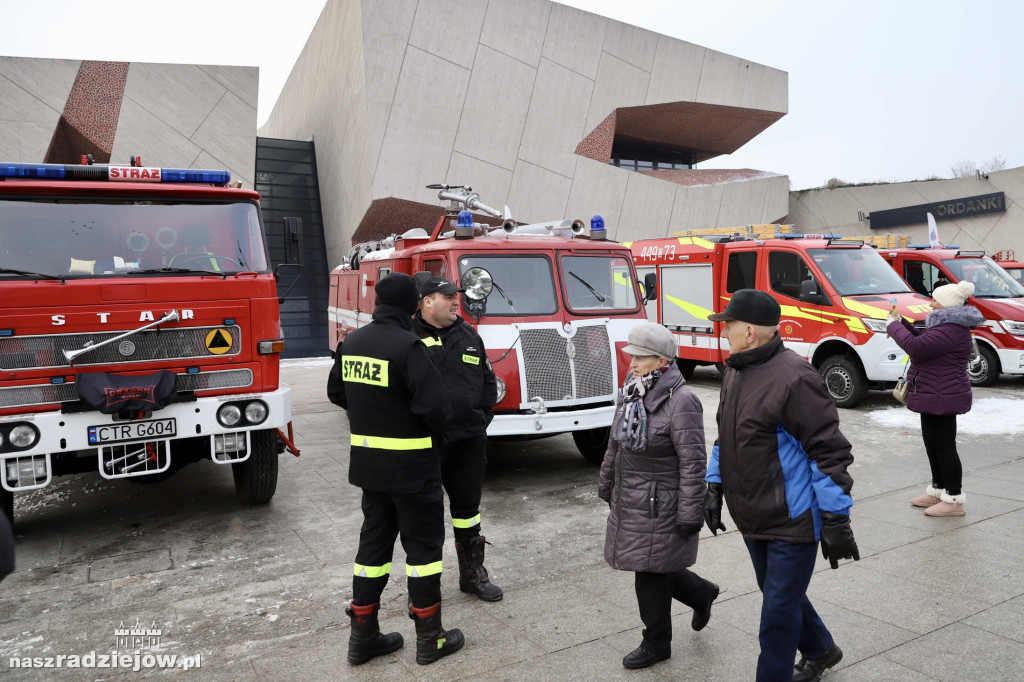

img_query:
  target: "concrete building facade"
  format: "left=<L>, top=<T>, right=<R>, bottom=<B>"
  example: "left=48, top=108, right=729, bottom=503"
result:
left=0, top=56, right=257, bottom=188
left=789, top=168, right=1024, bottom=258
left=259, top=0, right=791, bottom=271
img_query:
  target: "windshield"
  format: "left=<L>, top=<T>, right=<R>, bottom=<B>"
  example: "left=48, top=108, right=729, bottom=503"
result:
left=944, top=256, right=1024, bottom=298
left=457, top=255, right=558, bottom=315
left=561, top=255, right=638, bottom=312
left=0, top=198, right=268, bottom=278
left=808, top=248, right=911, bottom=296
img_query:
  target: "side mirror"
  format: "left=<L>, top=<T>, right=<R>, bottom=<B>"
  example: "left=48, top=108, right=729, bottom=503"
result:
left=462, top=267, right=494, bottom=301
left=642, top=272, right=658, bottom=303
left=799, top=278, right=824, bottom=304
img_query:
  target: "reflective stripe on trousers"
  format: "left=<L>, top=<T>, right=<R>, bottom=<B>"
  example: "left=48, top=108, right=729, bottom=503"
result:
left=350, top=433, right=432, bottom=450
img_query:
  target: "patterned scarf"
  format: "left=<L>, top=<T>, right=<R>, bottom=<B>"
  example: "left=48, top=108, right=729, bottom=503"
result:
left=613, top=369, right=662, bottom=451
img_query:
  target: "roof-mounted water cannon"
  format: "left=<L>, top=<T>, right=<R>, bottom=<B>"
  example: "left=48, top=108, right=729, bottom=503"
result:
left=426, top=183, right=504, bottom=219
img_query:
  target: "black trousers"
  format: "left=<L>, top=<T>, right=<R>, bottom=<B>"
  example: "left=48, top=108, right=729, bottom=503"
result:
left=634, top=568, right=717, bottom=654
left=352, top=485, right=444, bottom=608
left=441, top=434, right=488, bottom=540
left=920, top=413, right=962, bottom=495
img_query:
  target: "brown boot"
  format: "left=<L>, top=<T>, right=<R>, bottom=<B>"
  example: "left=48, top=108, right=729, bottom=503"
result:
left=455, top=536, right=503, bottom=602
left=924, top=492, right=965, bottom=517
left=409, top=602, right=464, bottom=665
left=346, top=602, right=403, bottom=665
left=911, top=484, right=943, bottom=508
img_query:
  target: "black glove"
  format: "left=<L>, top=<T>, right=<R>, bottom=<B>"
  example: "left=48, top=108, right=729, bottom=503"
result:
left=703, top=483, right=726, bottom=536
left=677, top=523, right=702, bottom=539
left=819, top=512, right=860, bottom=569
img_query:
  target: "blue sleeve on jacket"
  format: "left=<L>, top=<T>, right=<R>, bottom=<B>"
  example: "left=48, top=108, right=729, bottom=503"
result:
left=706, top=443, right=721, bottom=483
left=809, top=460, right=853, bottom=515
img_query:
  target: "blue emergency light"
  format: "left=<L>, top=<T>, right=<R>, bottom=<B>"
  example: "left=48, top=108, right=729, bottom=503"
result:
left=0, top=162, right=231, bottom=186
left=590, top=215, right=607, bottom=240
left=457, top=210, right=474, bottom=228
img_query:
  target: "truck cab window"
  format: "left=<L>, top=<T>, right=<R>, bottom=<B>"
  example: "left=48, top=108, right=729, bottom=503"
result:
left=769, top=251, right=815, bottom=300
left=726, top=251, right=757, bottom=292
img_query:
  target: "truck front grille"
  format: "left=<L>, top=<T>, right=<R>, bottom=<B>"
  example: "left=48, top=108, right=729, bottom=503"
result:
left=518, top=325, right=613, bottom=403
left=0, top=326, right=242, bottom=370
left=0, top=369, right=253, bottom=409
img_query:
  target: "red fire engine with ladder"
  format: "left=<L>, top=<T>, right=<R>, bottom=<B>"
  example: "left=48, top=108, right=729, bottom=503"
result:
left=0, top=158, right=302, bottom=523
left=628, top=226, right=928, bottom=408
left=328, top=185, right=648, bottom=463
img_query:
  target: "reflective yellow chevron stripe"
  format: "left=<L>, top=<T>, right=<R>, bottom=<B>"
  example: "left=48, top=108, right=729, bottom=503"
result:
left=666, top=295, right=713, bottom=321
left=350, top=434, right=432, bottom=450
left=406, top=561, right=443, bottom=577
left=354, top=562, right=392, bottom=578
left=452, top=514, right=481, bottom=529
left=421, top=337, right=442, bottom=348
left=676, top=236, right=717, bottom=250
left=779, top=304, right=832, bottom=324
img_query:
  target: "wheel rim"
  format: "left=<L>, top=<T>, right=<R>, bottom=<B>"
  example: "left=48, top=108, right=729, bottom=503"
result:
left=968, top=356, right=989, bottom=382
left=825, top=367, right=852, bottom=400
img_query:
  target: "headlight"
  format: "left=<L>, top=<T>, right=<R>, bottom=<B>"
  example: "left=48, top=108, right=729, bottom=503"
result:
left=218, top=404, right=242, bottom=427
left=244, top=401, right=268, bottom=425
left=8, top=424, right=39, bottom=448
left=495, top=377, right=506, bottom=403
left=861, top=317, right=889, bottom=333
left=1000, top=320, right=1024, bottom=336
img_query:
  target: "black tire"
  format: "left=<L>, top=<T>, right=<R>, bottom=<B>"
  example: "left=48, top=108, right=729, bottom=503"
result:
left=232, top=430, right=279, bottom=504
left=572, top=427, right=610, bottom=465
left=676, top=359, right=696, bottom=380
left=968, top=343, right=1000, bottom=387
left=1, top=487, right=12, bottom=525
left=820, top=354, right=868, bottom=408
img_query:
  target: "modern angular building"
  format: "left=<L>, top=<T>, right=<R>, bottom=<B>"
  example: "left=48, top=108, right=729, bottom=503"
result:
left=258, top=0, right=791, bottom=270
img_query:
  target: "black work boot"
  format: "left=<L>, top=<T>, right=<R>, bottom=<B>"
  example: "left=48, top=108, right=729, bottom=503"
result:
left=346, top=602, right=404, bottom=665
left=793, top=643, right=843, bottom=681
left=408, top=602, right=465, bottom=665
left=455, top=535, right=503, bottom=602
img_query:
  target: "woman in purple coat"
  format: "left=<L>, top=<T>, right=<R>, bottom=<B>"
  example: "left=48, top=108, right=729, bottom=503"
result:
left=598, top=323, right=718, bottom=669
left=887, top=281, right=985, bottom=516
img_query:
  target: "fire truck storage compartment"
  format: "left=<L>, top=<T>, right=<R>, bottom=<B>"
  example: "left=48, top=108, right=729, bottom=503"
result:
left=661, top=264, right=714, bottom=332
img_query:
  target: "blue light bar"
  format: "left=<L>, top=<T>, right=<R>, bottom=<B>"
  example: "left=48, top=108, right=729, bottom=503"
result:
left=160, top=168, right=231, bottom=185
left=0, top=163, right=66, bottom=179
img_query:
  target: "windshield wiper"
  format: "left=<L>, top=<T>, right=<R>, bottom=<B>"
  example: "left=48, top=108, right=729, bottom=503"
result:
left=126, top=266, right=227, bottom=276
left=491, top=279, right=515, bottom=308
left=0, top=267, right=65, bottom=282
left=569, top=271, right=607, bottom=302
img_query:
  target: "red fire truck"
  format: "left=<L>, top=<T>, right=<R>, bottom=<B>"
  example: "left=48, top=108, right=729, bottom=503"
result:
left=0, top=159, right=301, bottom=523
left=628, top=229, right=928, bottom=408
left=328, top=185, right=648, bottom=463
left=880, top=244, right=1024, bottom=385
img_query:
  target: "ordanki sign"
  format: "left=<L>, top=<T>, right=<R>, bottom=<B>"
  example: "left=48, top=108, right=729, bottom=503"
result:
left=869, top=192, right=1005, bottom=230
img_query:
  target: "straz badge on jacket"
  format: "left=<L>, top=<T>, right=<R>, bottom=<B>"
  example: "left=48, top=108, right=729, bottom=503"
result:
left=342, top=356, right=389, bottom=386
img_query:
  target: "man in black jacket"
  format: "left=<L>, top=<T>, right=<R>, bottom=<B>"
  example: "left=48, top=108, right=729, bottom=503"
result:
left=414, top=275, right=502, bottom=602
left=702, top=289, right=859, bottom=682
left=329, top=272, right=464, bottom=666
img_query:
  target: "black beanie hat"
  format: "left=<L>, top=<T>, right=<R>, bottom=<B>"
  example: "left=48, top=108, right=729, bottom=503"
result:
left=375, top=272, right=419, bottom=315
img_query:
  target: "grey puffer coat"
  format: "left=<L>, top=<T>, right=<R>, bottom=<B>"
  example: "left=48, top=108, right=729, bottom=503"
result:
left=598, top=363, right=706, bottom=573
left=887, top=305, right=985, bottom=416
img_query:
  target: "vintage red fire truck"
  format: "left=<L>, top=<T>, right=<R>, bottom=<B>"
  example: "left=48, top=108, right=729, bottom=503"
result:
left=628, top=229, right=929, bottom=408
left=0, top=159, right=301, bottom=523
left=880, top=244, right=1024, bottom=385
left=328, top=185, right=648, bottom=463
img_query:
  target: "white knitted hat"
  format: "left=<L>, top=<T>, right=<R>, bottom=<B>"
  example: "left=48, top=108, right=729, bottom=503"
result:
left=932, top=280, right=974, bottom=308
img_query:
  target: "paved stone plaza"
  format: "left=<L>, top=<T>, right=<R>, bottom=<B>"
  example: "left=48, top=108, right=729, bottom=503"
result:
left=2, top=360, right=1024, bottom=680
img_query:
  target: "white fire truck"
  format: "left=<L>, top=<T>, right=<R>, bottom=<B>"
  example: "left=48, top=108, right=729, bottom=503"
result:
left=328, top=185, right=649, bottom=463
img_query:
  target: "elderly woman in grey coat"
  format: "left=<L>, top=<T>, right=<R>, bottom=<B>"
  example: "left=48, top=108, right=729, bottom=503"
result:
left=598, top=323, right=719, bottom=670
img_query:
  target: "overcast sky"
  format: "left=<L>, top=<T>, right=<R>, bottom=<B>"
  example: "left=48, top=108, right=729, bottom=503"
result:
left=1, top=0, right=1020, bottom=190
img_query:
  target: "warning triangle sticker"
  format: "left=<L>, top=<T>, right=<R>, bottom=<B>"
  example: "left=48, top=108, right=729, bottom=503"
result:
left=209, top=331, right=230, bottom=348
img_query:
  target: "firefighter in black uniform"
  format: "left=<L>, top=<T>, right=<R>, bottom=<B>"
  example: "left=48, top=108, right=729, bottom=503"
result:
left=328, top=272, right=465, bottom=666
left=414, top=275, right=502, bottom=602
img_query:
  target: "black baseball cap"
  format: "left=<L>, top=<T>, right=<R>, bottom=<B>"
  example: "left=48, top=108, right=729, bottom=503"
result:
left=707, top=289, right=781, bottom=326
left=419, top=276, right=464, bottom=298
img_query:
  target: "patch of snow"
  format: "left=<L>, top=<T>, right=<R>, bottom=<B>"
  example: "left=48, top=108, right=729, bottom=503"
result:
left=870, top=397, right=1024, bottom=436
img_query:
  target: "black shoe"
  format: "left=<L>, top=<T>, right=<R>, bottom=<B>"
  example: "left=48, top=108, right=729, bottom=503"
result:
left=793, top=643, right=843, bottom=681
left=622, top=645, right=670, bottom=669
left=691, top=581, right=719, bottom=631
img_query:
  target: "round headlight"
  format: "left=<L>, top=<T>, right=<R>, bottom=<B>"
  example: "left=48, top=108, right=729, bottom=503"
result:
left=244, top=401, right=268, bottom=425
left=218, top=404, right=242, bottom=427
left=9, top=424, right=38, bottom=448
left=495, top=377, right=506, bottom=404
